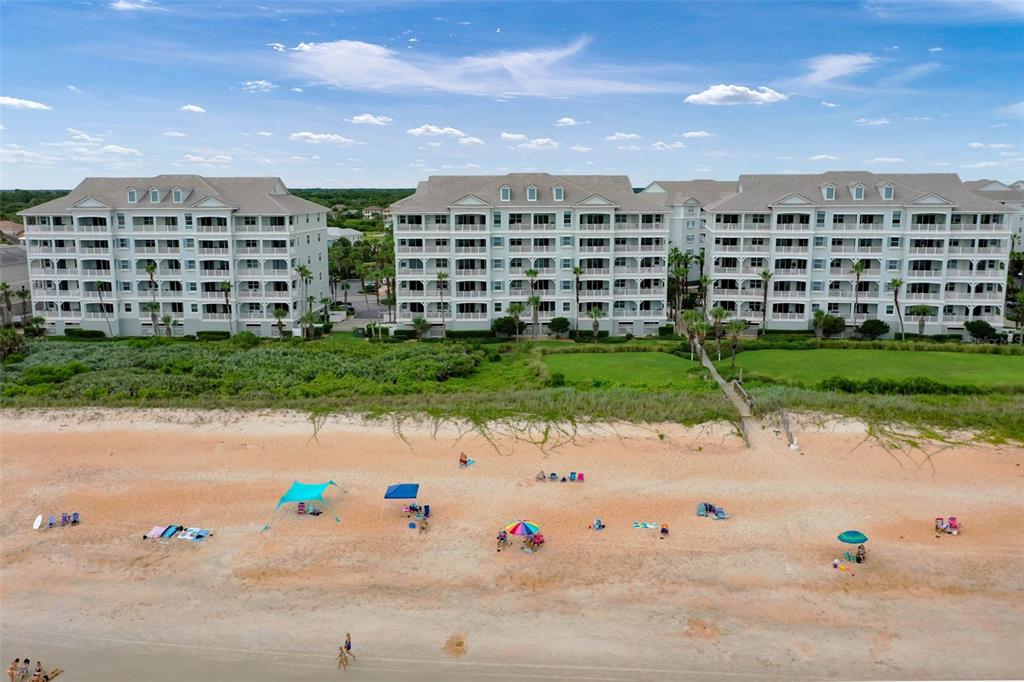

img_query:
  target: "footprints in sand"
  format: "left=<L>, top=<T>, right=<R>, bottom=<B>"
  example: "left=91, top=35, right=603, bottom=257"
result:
left=443, top=633, right=468, bottom=658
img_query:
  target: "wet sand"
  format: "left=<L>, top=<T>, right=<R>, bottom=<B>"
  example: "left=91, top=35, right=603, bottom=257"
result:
left=1, top=409, right=1021, bottom=681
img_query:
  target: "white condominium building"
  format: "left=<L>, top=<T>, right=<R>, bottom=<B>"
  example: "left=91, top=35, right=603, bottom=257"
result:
left=964, top=179, right=1024, bottom=242
left=702, top=172, right=1014, bottom=334
left=19, top=175, right=329, bottom=337
left=641, top=179, right=737, bottom=261
left=391, top=173, right=671, bottom=336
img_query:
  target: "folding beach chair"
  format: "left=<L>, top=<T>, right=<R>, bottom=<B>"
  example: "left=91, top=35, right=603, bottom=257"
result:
left=714, top=508, right=729, bottom=520
left=296, top=502, right=306, bottom=515
left=549, top=472, right=558, bottom=481
left=697, top=503, right=708, bottom=517
left=71, top=512, right=80, bottom=525
left=47, top=515, right=57, bottom=528
left=577, top=473, right=584, bottom=482
left=569, top=472, right=577, bottom=481
left=61, top=512, right=70, bottom=527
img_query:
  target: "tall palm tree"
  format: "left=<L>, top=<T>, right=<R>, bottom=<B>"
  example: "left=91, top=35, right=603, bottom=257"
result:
left=15, top=287, right=30, bottom=328
left=679, top=252, right=693, bottom=296
left=668, top=246, right=683, bottom=271
left=508, top=301, right=524, bottom=343
left=435, top=271, right=448, bottom=338
left=695, top=250, right=706, bottom=280
left=682, top=309, right=702, bottom=360
left=355, top=263, right=370, bottom=310
left=145, top=263, right=160, bottom=337
left=319, top=296, right=332, bottom=323
left=220, top=280, right=233, bottom=336
left=571, top=265, right=584, bottom=333
left=272, top=307, right=288, bottom=338
left=671, top=266, right=688, bottom=328
left=143, top=301, right=160, bottom=336
left=524, top=267, right=539, bottom=295
left=709, top=306, right=729, bottom=360
left=890, top=278, right=905, bottom=340
left=759, top=270, right=773, bottom=337
left=161, top=314, right=174, bottom=338
left=1014, top=291, right=1024, bottom=343
left=698, top=275, right=712, bottom=315
left=527, top=294, right=541, bottom=340
left=300, top=311, right=319, bottom=340
left=587, top=306, right=605, bottom=344
left=726, top=319, right=747, bottom=371
left=340, top=281, right=350, bottom=304
left=850, top=259, right=865, bottom=327
left=813, top=308, right=827, bottom=340
left=693, top=321, right=713, bottom=359
left=909, top=304, right=933, bottom=338
left=95, top=280, right=113, bottom=337
left=0, top=282, right=11, bottom=327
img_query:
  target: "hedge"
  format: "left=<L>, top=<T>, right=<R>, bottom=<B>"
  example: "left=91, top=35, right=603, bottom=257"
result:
left=65, top=328, right=106, bottom=339
left=197, top=331, right=231, bottom=341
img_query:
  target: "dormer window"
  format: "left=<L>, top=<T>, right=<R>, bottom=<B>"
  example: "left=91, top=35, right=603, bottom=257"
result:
left=822, top=185, right=836, bottom=201
left=527, top=185, right=538, bottom=202
left=172, top=188, right=183, bottom=203
left=853, top=184, right=865, bottom=201
left=553, top=185, right=564, bottom=202
left=499, top=185, right=511, bottom=202
left=126, top=188, right=137, bottom=203
left=882, top=184, right=894, bottom=200
left=149, top=188, right=160, bottom=203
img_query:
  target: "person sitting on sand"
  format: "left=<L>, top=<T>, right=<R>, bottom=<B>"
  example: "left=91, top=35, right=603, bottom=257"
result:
left=496, top=530, right=509, bottom=551
left=18, top=660, right=30, bottom=681
left=459, top=452, right=468, bottom=467
left=660, top=524, right=670, bottom=538
left=856, top=545, right=866, bottom=563
left=30, top=662, right=43, bottom=682
left=40, top=669, right=63, bottom=682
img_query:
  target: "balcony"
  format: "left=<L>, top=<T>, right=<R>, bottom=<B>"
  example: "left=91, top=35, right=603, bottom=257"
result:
left=81, top=269, right=113, bottom=277
left=613, top=266, right=639, bottom=274
left=455, top=269, right=488, bottom=277
left=909, top=247, right=945, bottom=255
left=198, top=248, right=229, bottom=255
left=905, top=292, right=941, bottom=301
left=455, top=312, right=488, bottom=320
left=199, top=270, right=232, bottom=278
left=201, top=312, right=231, bottom=320
left=772, top=290, right=807, bottom=299
left=578, top=246, right=610, bottom=254
left=774, top=246, right=809, bottom=254
left=454, top=246, right=485, bottom=254
left=454, top=290, right=489, bottom=298
left=775, top=268, right=808, bottom=276
left=771, top=312, right=806, bottom=320
left=906, top=271, right=942, bottom=280
left=579, top=290, right=611, bottom=298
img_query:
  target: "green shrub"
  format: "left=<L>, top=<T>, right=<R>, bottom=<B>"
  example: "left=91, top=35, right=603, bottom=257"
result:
left=19, top=361, right=90, bottom=386
left=856, top=319, right=890, bottom=340
left=818, top=375, right=986, bottom=396
left=658, top=325, right=675, bottom=337
left=547, top=372, right=566, bottom=387
left=547, top=317, right=570, bottom=338
left=491, top=316, right=524, bottom=338
left=965, top=320, right=999, bottom=341
left=392, top=329, right=417, bottom=340
left=1, top=327, right=28, bottom=360
left=231, top=331, right=260, bottom=349
left=446, top=329, right=495, bottom=339
left=574, top=330, right=609, bottom=342
left=821, top=315, right=846, bottom=338
left=197, top=331, right=231, bottom=341
left=65, top=328, right=105, bottom=339
left=321, top=322, right=334, bottom=334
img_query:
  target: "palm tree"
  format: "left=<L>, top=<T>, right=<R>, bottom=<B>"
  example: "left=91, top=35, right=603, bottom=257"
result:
left=0, top=282, right=11, bottom=327
left=890, top=278, right=905, bottom=340
left=435, top=271, right=448, bottom=338
left=709, top=306, right=728, bottom=360
left=850, top=259, right=865, bottom=327
left=571, top=265, right=584, bottom=333
left=682, top=309, right=702, bottom=360
left=668, top=246, right=683, bottom=271
left=909, top=304, right=933, bottom=338
left=693, top=321, right=713, bottom=358
left=411, top=315, right=431, bottom=341
left=340, top=281, right=350, bottom=304
left=16, top=287, right=30, bottom=328
left=355, top=263, right=370, bottom=311
left=587, top=306, right=605, bottom=344
left=813, top=308, right=827, bottom=340
left=143, top=302, right=160, bottom=335
left=300, top=311, right=319, bottom=340
left=671, top=266, right=688, bottom=328
left=759, top=270, right=773, bottom=337
left=1016, top=291, right=1024, bottom=343
left=726, top=319, right=747, bottom=371
left=220, top=280, right=233, bottom=336
left=679, top=252, right=693, bottom=295
left=698, top=275, right=712, bottom=314
left=295, top=265, right=313, bottom=314
left=695, top=250, right=706, bottom=280
left=524, top=268, right=539, bottom=296
left=95, top=280, right=113, bottom=337
left=319, top=296, right=332, bottom=323
left=144, top=261, right=158, bottom=317
left=272, top=307, right=288, bottom=338
left=527, top=294, right=541, bottom=340
left=161, top=314, right=174, bottom=338
left=508, top=301, right=524, bottom=343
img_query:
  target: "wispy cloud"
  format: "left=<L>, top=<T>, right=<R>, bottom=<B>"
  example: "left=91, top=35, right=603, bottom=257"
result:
left=500, top=132, right=528, bottom=142
left=967, top=142, right=1013, bottom=149
left=517, top=138, right=559, bottom=150
left=266, top=42, right=286, bottom=53
left=242, top=80, right=278, bottom=93
left=652, top=141, right=685, bottom=150
left=606, top=132, right=641, bottom=140
left=67, top=128, right=102, bottom=143
left=998, top=101, right=1023, bottom=118
left=163, top=130, right=186, bottom=138
left=618, top=144, right=642, bottom=151
left=681, top=130, right=713, bottom=138
left=569, top=144, right=591, bottom=152
left=183, top=154, right=232, bottom=164
left=878, top=62, right=941, bottom=87
left=458, top=136, right=485, bottom=145
left=283, top=37, right=687, bottom=98
left=289, top=131, right=356, bottom=144
left=799, top=53, right=878, bottom=85
left=855, top=117, right=890, bottom=126
left=928, top=46, right=944, bottom=52
left=685, top=84, right=787, bottom=106
left=66, top=85, right=83, bottom=94
left=0, top=96, right=52, bottom=111
left=810, top=154, right=842, bottom=160
left=865, top=156, right=905, bottom=163
left=408, top=124, right=466, bottom=138
left=256, top=131, right=273, bottom=137
left=348, top=113, right=393, bottom=126
left=109, top=0, right=166, bottom=11
left=555, top=117, right=580, bottom=126
left=180, top=104, right=206, bottom=113
left=821, top=100, right=839, bottom=108
left=865, top=0, right=1024, bottom=21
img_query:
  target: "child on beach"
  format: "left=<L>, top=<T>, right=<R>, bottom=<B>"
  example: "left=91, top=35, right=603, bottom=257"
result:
left=344, top=633, right=356, bottom=660
left=496, top=529, right=508, bottom=551
left=7, top=659, right=19, bottom=682
left=336, top=646, right=349, bottom=670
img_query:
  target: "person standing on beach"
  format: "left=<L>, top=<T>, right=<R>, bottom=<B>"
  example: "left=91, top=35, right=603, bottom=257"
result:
left=7, top=659, right=19, bottom=682
left=336, top=646, right=349, bottom=671
left=344, top=633, right=356, bottom=660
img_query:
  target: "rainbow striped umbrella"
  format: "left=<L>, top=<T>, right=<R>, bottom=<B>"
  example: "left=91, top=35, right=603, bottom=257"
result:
left=505, top=520, right=541, bottom=536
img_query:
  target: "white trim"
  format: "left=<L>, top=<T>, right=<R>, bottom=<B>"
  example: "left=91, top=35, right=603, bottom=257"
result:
left=126, top=187, right=138, bottom=204
left=821, top=184, right=836, bottom=201
left=499, top=185, right=511, bottom=202
left=851, top=184, right=865, bottom=201
left=552, top=185, right=564, bottom=202
left=526, top=185, right=538, bottom=202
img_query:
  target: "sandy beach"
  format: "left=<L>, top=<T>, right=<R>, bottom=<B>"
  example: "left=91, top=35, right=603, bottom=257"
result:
left=1, top=408, right=1022, bottom=681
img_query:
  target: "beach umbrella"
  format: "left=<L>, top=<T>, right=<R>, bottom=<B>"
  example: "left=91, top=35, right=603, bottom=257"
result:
left=837, top=530, right=868, bottom=544
left=505, top=520, right=541, bottom=536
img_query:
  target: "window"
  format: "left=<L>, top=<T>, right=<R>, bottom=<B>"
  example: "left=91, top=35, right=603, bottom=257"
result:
left=124, top=303, right=133, bottom=312
left=892, top=210, right=901, bottom=227
left=119, top=259, right=130, bottom=269
left=687, top=220, right=695, bottom=229
left=885, top=304, right=894, bottom=315
left=185, top=213, right=193, bottom=228
left=811, top=281, right=824, bottom=292
left=186, top=260, right=196, bottom=270
left=306, top=214, right=310, bottom=223
left=561, top=280, right=572, bottom=290
left=853, top=185, right=865, bottom=200
left=823, top=185, right=836, bottom=201
left=244, top=216, right=257, bottom=226
left=815, top=211, right=825, bottom=228
left=889, top=237, right=900, bottom=247
left=553, top=186, right=564, bottom=202
left=527, top=185, right=538, bottom=202
left=492, top=237, right=504, bottom=247
left=127, top=188, right=137, bottom=203
left=142, top=217, right=154, bottom=226
left=493, top=281, right=503, bottom=292
left=814, top=236, right=825, bottom=247
left=173, top=189, right=183, bottom=203
left=184, top=238, right=194, bottom=248
left=561, top=259, right=572, bottom=269
left=306, top=235, right=310, bottom=244
left=116, top=213, right=125, bottom=228
left=500, top=186, right=511, bottom=202
left=494, top=302, right=503, bottom=313
left=150, top=189, right=160, bottom=203
left=188, top=282, right=197, bottom=292
left=191, top=303, right=198, bottom=313
left=812, top=259, right=824, bottom=270
left=117, top=239, right=128, bottom=249
left=492, top=211, right=502, bottom=227
left=492, top=259, right=503, bottom=269
left=882, top=185, right=894, bottom=200
left=686, top=206, right=696, bottom=215
left=561, top=236, right=572, bottom=247
left=750, top=214, right=767, bottom=224
left=887, top=259, right=901, bottom=270
left=686, top=235, right=694, bottom=243
left=167, top=217, right=178, bottom=226
left=563, top=211, right=572, bottom=226
left=563, top=301, right=571, bottom=312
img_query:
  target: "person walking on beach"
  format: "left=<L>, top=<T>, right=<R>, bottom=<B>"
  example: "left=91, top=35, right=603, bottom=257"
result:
left=344, top=633, right=356, bottom=660
left=336, top=646, right=349, bottom=671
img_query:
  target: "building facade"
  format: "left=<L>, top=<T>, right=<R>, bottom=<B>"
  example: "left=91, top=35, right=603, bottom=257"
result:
left=0, top=245, right=30, bottom=323
left=641, top=180, right=736, bottom=263
left=701, top=172, right=1014, bottom=334
left=391, top=173, right=671, bottom=336
left=19, top=175, right=329, bottom=337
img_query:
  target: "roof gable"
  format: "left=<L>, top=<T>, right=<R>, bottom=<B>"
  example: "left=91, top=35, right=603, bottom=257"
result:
left=908, top=192, right=953, bottom=206
left=774, top=193, right=813, bottom=206
left=191, top=195, right=230, bottom=209
left=70, top=196, right=109, bottom=209
left=578, top=194, right=614, bottom=206
left=451, top=194, right=488, bottom=207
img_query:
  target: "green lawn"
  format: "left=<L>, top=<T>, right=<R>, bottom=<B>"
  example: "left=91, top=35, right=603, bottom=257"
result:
left=729, top=349, right=1024, bottom=387
left=543, top=351, right=707, bottom=390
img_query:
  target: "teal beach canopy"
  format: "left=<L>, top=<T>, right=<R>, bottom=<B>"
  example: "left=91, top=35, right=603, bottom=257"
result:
left=837, top=530, right=869, bottom=544
left=276, top=480, right=338, bottom=509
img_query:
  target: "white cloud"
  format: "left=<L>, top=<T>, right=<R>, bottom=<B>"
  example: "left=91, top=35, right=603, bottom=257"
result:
left=183, top=154, right=232, bottom=164
left=458, top=136, right=485, bottom=145
left=997, top=101, right=1023, bottom=118
left=109, top=0, right=166, bottom=10
left=67, top=128, right=103, bottom=143
left=290, top=87, right=304, bottom=93
left=652, top=141, right=685, bottom=150
left=854, top=117, right=890, bottom=126
left=555, top=117, right=580, bottom=126
left=289, top=131, right=356, bottom=144
left=242, top=80, right=278, bottom=93
left=968, top=142, right=1013, bottom=149
left=618, top=144, right=642, bottom=151
left=685, top=84, right=787, bottom=106
left=928, top=46, right=944, bottom=52
left=0, top=96, right=52, bottom=111
left=694, top=167, right=712, bottom=173
left=180, top=104, right=206, bottom=113
left=903, top=115, right=932, bottom=121
left=267, top=42, right=286, bottom=52
left=500, top=132, right=528, bottom=142
left=407, top=124, right=466, bottom=137
left=517, top=138, right=559, bottom=150
left=964, top=161, right=1003, bottom=168
left=681, top=130, right=713, bottom=138
left=865, top=156, right=905, bottom=163
left=163, top=130, right=186, bottom=138
left=606, top=132, right=641, bottom=141
left=348, top=113, right=392, bottom=126
left=256, top=131, right=273, bottom=137
left=569, top=144, right=591, bottom=152
left=98, top=144, right=141, bottom=156
left=422, top=142, right=443, bottom=148
left=66, top=85, right=82, bottom=94
left=809, top=154, right=842, bottom=161
left=0, top=146, right=58, bottom=166
left=821, top=100, right=839, bottom=108
left=282, top=37, right=686, bottom=98
left=800, top=53, right=878, bottom=85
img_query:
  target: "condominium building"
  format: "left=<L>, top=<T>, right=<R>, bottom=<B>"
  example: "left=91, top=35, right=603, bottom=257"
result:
left=391, top=173, right=671, bottom=336
left=702, top=172, right=1014, bottom=334
left=641, top=179, right=737, bottom=261
left=19, top=175, right=329, bottom=337
left=964, top=179, right=1024, bottom=242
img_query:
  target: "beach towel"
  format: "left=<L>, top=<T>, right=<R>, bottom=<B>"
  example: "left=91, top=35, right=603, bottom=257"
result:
left=633, top=521, right=659, bottom=529
left=177, top=527, right=200, bottom=541
left=466, top=459, right=475, bottom=466
left=194, top=530, right=210, bottom=541
left=160, top=525, right=179, bottom=539
left=146, top=526, right=168, bottom=540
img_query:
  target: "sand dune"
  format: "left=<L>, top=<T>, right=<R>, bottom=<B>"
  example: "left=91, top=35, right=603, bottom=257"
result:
left=1, top=409, right=1021, bottom=681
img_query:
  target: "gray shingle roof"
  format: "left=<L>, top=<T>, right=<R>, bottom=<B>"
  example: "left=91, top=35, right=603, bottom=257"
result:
left=963, top=179, right=1024, bottom=205
left=643, top=180, right=738, bottom=207
left=706, top=172, right=1011, bottom=212
left=390, top=173, right=667, bottom=212
left=0, top=245, right=27, bottom=267
left=19, top=175, right=326, bottom=216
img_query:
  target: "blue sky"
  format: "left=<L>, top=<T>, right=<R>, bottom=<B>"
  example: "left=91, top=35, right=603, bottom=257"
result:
left=1, top=0, right=1022, bottom=189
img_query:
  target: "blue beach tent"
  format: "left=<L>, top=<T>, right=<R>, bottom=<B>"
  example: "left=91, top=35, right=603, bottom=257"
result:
left=276, top=480, right=339, bottom=509
left=384, top=483, right=420, bottom=500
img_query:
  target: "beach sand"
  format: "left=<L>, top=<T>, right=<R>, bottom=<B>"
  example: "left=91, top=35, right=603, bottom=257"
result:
left=1, top=408, right=1021, bottom=681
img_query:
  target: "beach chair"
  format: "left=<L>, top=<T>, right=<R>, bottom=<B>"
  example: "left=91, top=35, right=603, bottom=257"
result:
left=47, top=515, right=57, bottom=529
left=569, top=472, right=577, bottom=481
left=296, top=502, right=306, bottom=515
left=549, top=472, right=558, bottom=481
left=424, top=505, right=431, bottom=518
left=697, top=503, right=708, bottom=517
left=577, top=473, right=584, bottom=482
left=844, top=551, right=856, bottom=562
left=61, top=512, right=70, bottom=527
left=71, top=512, right=80, bottom=525
left=715, top=508, right=729, bottom=520
left=947, top=517, right=960, bottom=535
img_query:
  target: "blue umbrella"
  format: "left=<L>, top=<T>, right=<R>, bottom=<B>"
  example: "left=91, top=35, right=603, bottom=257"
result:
left=838, top=530, right=868, bottom=544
